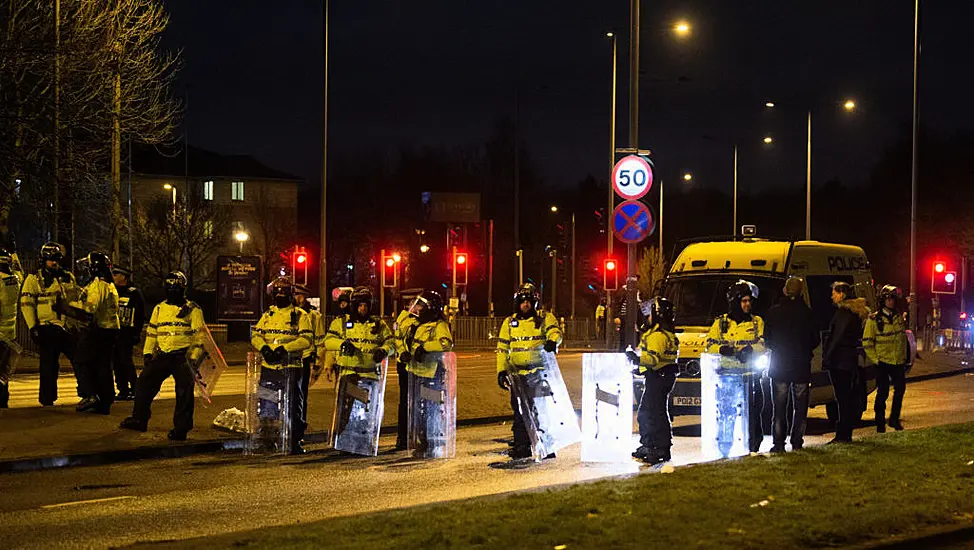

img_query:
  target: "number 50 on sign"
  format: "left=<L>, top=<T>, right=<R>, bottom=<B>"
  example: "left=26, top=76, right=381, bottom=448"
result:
left=612, top=155, right=653, bottom=200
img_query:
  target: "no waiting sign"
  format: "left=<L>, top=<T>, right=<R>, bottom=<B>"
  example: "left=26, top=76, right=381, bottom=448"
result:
left=612, top=200, right=655, bottom=244
left=612, top=155, right=653, bottom=200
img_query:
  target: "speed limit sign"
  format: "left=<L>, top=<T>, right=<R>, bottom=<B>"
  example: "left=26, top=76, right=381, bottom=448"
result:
left=612, top=155, right=653, bottom=200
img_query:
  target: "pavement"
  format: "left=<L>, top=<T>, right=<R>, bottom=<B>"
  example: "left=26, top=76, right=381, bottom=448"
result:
left=1, top=349, right=971, bottom=472
left=2, top=372, right=974, bottom=549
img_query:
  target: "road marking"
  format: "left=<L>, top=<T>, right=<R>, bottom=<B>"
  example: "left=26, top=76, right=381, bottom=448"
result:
left=41, top=496, right=135, bottom=509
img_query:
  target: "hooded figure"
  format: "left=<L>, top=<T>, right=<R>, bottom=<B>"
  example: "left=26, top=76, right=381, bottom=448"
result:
left=822, top=281, right=870, bottom=443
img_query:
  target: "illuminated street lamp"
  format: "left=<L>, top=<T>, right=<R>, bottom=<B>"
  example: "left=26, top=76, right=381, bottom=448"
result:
left=550, top=205, right=559, bottom=213
left=674, top=21, right=691, bottom=37
left=419, top=244, right=430, bottom=253
left=234, top=230, right=249, bottom=253
left=162, top=183, right=176, bottom=210
left=843, top=99, right=856, bottom=111
left=683, top=173, right=693, bottom=182
left=763, top=136, right=774, bottom=144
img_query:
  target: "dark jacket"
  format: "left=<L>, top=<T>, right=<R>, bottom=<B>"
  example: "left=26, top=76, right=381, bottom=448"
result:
left=764, top=297, right=820, bottom=382
left=823, top=298, right=869, bottom=371
left=116, top=284, right=146, bottom=341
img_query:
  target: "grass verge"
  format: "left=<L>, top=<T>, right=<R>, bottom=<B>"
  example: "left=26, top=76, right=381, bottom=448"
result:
left=153, top=423, right=974, bottom=549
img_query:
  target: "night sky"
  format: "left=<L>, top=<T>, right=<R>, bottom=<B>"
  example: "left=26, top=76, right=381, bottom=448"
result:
left=162, top=1, right=974, bottom=196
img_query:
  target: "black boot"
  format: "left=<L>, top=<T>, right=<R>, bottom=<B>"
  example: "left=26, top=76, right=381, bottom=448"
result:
left=119, top=417, right=148, bottom=432
left=168, top=429, right=188, bottom=441
left=632, top=446, right=649, bottom=459
left=876, top=417, right=886, bottom=433
left=888, top=419, right=904, bottom=431
left=76, top=395, right=99, bottom=412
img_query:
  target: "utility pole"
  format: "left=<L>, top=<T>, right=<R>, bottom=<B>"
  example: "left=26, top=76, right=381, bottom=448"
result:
left=909, top=0, right=921, bottom=334
left=319, top=0, right=330, bottom=302
left=514, top=88, right=521, bottom=287
left=53, top=0, right=60, bottom=242
left=626, top=0, right=640, bottom=350
left=606, top=32, right=617, bottom=347
left=111, top=43, right=122, bottom=263
left=570, top=212, right=576, bottom=319
left=488, top=219, right=495, bottom=317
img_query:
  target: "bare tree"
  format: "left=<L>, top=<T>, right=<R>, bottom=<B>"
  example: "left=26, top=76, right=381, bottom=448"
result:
left=636, top=246, right=667, bottom=299
left=251, top=185, right=297, bottom=284
left=131, top=196, right=230, bottom=295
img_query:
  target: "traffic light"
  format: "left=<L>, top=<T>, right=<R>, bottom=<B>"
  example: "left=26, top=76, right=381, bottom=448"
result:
left=454, top=250, right=468, bottom=286
left=603, top=258, right=618, bottom=291
left=932, top=261, right=957, bottom=294
left=291, top=247, right=309, bottom=285
left=381, top=254, right=398, bottom=288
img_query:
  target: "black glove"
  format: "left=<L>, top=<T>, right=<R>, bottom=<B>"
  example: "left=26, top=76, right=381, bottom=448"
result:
left=631, top=366, right=644, bottom=376
left=398, top=351, right=412, bottom=364
left=340, top=340, right=358, bottom=356
left=260, top=345, right=276, bottom=363
left=497, top=371, right=511, bottom=391
left=718, top=345, right=735, bottom=357
left=143, top=354, right=153, bottom=365
left=413, top=345, right=427, bottom=363
left=274, top=346, right=288, bottom=364
left=543, top=340, right=558, bottom=353
left=29, top=326, right=41, bottom=344
left=372, top=348, right=388, bottom=363
left=625, top=350, right=640, bottom=365
left=736, top=345, right=753, bottom=364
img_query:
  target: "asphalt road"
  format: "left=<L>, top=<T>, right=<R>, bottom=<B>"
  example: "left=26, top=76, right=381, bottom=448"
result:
left=2, top=373, right=973, bottom=550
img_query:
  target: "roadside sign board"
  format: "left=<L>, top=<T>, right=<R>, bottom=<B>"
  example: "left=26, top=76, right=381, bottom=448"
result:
left=612, top=155, right=653, bottom=200
left=612, top=200, right=655, bottom=244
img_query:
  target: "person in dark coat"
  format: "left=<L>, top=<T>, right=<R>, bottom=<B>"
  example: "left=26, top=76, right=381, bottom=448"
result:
left=822, top=281, right=870, bottom=443
left=764, top=277, right=820, bottom=452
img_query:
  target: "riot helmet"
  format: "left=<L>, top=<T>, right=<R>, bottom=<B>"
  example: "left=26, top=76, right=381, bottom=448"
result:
left=409, top=290, right=444, bottom=324
left=727, top=279, right=759, bottom=318
left=638, top=297, right=676, bottom=332
left=268, top=277, right=294, bottom=309
left=513, top=283, right=540, bottom=317
left=75, top=252, right=112, bottom=286
left=164, top=271, right=188, bottom=304
left=879, top=284, right=902, bottom=310
left=350, top=286, right=373, bottom=321
left=40, top=242, right=65, bottom=273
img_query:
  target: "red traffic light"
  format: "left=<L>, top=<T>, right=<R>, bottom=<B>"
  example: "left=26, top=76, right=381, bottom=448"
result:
left=454, top=251, right=469, bottom=285
left=603, top=258, right=619, bottom=291
left=961, top=312, right=968, bottom=321
left=381, top=254, right=397, bottom=287
left=296, top=254, right=307, bottom=264
left=934, top=261, right=946, bottom=273
left=385, top=257, right=395, bottom=267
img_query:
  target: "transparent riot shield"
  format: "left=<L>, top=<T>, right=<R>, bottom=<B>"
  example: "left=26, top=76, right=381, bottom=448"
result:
left=406, top=352, right=457, bottom=459
left=189, top=325, right=229, bottom=403
left=700, top=353, right=751, bottom=460
left=581, top=353, right=633, bottom=462
left=0, top=336, right=23, bottom=384
left=244, top=352, right=299, bottom=455
left=511, top=351, right=582, bottom=460
left=330, top=359, right=389, bottom=456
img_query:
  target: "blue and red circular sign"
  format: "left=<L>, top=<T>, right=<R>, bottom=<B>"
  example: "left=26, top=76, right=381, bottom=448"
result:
left=612, top=200, right=655, bottom=244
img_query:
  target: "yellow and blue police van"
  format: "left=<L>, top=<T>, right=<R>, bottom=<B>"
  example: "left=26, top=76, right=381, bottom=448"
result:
left=660, top=237, right=911, bottom=426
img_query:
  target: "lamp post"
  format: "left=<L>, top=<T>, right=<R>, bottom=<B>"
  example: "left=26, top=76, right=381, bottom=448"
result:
left=162, top=183, right=176, bottom=214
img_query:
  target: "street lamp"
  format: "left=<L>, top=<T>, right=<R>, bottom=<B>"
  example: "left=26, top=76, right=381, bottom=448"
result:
left=162, top=183, right=176, bottom=215
left=234, top=230, right=249, bottom=254
left=550, top=205, right=559, bottom=213
left=419, top=244, right=430, bottom=253
left=682, top=173, right=693, bottom=182
left=673, top=21, right=691, bottom=37
left=764, top=99, right=858, bottom=240
left=763, top=136, right=774, bottom=144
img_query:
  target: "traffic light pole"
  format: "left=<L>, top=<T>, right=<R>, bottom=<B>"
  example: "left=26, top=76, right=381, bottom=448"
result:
left=451, top=246, right=457, bottom=307
left=380, top=248, right=385, bottom=318
left=625, top=0, right=640, bottom=351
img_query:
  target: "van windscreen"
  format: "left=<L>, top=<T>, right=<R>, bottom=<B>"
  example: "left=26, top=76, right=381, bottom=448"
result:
left=662, top=274, right=785, bottom=326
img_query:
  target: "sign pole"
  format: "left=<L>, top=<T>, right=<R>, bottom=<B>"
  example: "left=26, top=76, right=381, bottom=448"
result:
left=379, top=248, right=385, bottom=318
left=452, top=245, right=457, bottom=306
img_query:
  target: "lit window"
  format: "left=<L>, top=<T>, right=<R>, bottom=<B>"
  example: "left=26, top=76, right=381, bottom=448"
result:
left=204, top=220, right=214, bottom=238
left=203, top=180, right=214, bottom=201
left=231, top=181, right=245, bottom=201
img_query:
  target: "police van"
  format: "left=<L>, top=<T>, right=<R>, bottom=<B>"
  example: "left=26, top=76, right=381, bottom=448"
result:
left=660, top=236, right=895, bottom=425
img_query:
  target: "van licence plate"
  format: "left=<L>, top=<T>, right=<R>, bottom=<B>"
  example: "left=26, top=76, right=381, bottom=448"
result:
left=673, top=396, right=702, bottom=406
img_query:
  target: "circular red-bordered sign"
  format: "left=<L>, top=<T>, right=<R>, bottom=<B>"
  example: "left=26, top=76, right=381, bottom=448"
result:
left=612, top=155, right=653, bottom=200
left=612, top=200, right=656, bottom=244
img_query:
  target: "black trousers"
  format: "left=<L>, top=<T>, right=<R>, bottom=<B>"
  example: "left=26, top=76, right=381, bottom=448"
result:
left=0, top=338, right=13, bottom=407
left=874, top=362, right=906, bottom=426
left=772, top=379, right=810, bottom=448
left=132, top=349, right=195, bottom=433
left=397, top=360, right=408, bottom=447
left=299, top=355, right=313, bottom=440
left=258, top=366, right=306, bottom=445
left=36, top=325, right=76, bottom=405
left=829, top=369, right=859, bottom=441
left=0, top=380, right=7, bottom=408
left=637, top=367, right=678, bottom=451
left=112, top=330, right=139, bottom=394
left=75, top=328, right=117, bottom=408
left=510, top=386, right=531, bottom=454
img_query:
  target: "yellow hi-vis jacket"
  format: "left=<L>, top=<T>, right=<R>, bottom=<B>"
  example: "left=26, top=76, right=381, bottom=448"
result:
left=394, top=309, right=419, bottom=354
left=72, top=279, right=120, bottom=330
left=496, top=312, right=563, bottom=375
left=0, top=259, right=23, bottom=340
left=251, top=306, right=313, bottom=369
left=637, top=326, right=680, bottom=374
left=401, top=319, right=454, bottom=378
left=863, top=309, right=908, bottom=366
left=19, top=269, right=78, bottom=329
left=298, top=306, right=322, bottom=360
left=323, top=314, right=395, bottom=380
left=706, top=314, right=766, bottom=367
left=144, top=301, right=206, bottom=361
